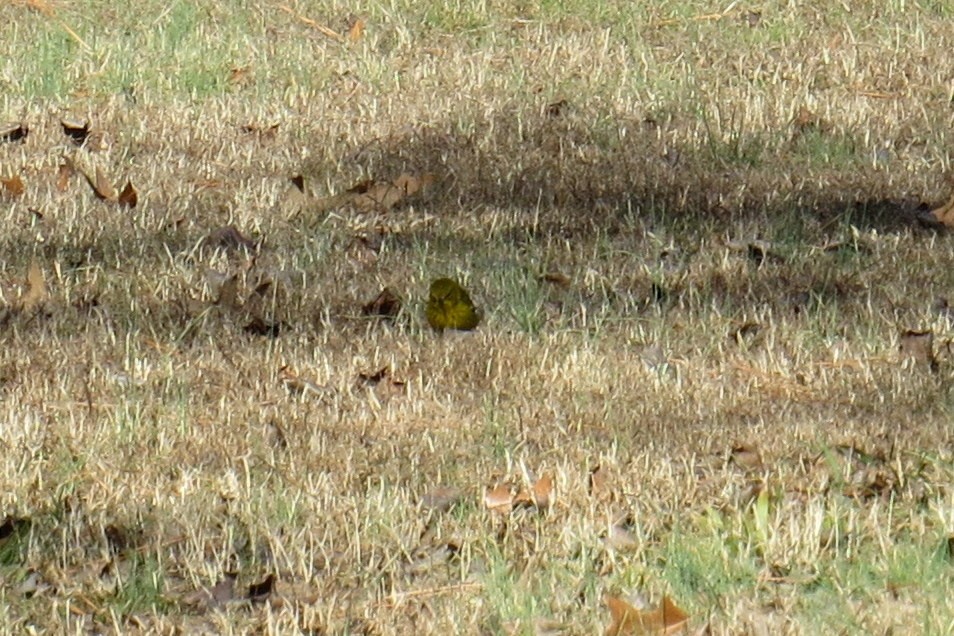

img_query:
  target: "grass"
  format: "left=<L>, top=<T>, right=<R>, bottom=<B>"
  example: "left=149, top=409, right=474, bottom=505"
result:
left=2, top=0, right=954, bottom=633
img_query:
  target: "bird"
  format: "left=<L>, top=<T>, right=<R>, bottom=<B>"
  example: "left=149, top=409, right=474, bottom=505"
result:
left=426, top=278, right=481, bottom=331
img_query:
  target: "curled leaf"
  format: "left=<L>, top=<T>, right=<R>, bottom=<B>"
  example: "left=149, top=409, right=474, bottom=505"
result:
left=117, top=180, right=138, bottom=208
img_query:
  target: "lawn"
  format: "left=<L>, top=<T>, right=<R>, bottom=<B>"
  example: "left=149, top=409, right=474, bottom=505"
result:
left=1, top=0, right=954, bottom=633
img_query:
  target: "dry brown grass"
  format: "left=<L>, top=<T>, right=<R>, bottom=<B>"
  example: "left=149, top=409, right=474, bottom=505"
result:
left=2, top=1, right=954, bottom=633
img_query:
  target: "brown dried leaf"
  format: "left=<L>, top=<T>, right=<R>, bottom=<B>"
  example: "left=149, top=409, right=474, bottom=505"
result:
left=248, top=574, right=275, bottom=602
left=87, top=166, right=117, bottom=201
left=117, top=180, right=137, bottom=208
left=532, top=473, right=554, bottom=510
left=61, top=117, right=89, bottom=145
left=513, top=488, right=533, bottom=508
left=348, top=17, right=365, bottom=42
left=484, top=484, right=513, bottom=515
left=0, top=122, right=28, bottom=143
left=929, top=192, right=954, bottom=226
left=605, top=596, right=642, bottom=636
left=21, top=261, right=47, bottom=312
left=605, top=595, right=689, bottom=636
left=1, top=175, right=24, bottom=197
left=353, top=173, right=437, bottom=212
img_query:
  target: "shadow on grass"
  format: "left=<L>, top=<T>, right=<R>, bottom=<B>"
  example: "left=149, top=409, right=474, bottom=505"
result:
left=312, top=105, right=938, bottom=238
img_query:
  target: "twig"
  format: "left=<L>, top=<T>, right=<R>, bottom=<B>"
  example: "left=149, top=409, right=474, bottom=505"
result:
left=375, top=582, right=483, bottom=607
left=275, top=4, right=344, bottom=41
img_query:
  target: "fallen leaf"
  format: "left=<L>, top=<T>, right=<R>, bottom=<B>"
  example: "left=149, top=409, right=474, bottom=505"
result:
left=532, top=473, right=554, bottom=510
left=605, top=596, right=642, bottom=636
left=604, top=594, right=689, bottom=636
left=21, top=261, right=47, bottom=312
left=930, top=192, right=954, bottom=226
left=352, top=173, right=437, bottom=212
left=484, top=484, right=513, bottom=515
left=1, top=175, right=24, bottom=197
left=61, top=117, right=90, bottom=145
left=248, top=574, right=275, bottom=602
left=362, top=287, right=401, bottom=318
left=0, top=122, right=28, bottom=143
left=348, top=17, right=365, bottom=42
left=117, top=180, right=137, bottom=208
left=86, top=166, right=117, bottom=201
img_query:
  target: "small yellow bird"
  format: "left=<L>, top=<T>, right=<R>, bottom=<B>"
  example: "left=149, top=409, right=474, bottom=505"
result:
left=426, top=278, right=481, bottom=331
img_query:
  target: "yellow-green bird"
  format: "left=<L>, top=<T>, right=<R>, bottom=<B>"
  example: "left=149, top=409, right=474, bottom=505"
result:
left=426, top=278, right=481, bottom=331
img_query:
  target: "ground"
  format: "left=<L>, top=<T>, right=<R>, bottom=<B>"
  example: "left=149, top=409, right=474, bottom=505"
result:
left=1, top=1, right=954, bottom=634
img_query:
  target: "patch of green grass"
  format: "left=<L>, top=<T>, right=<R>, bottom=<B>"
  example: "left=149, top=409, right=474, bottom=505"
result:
left=108, top=555, right=168, bottom=615
left=661, top=528, right=761, bottom=605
